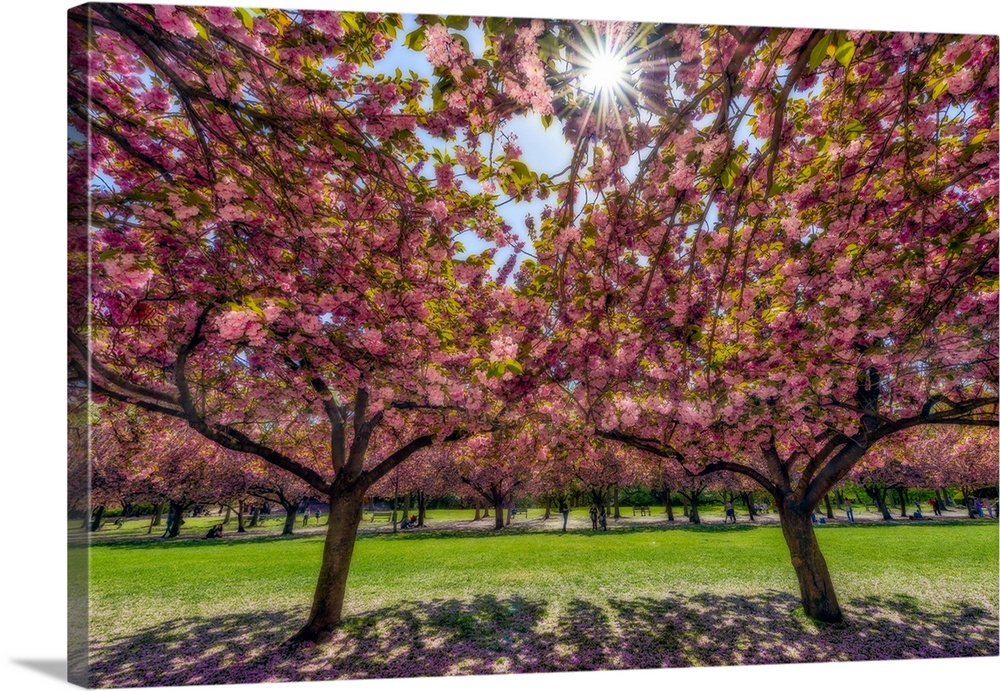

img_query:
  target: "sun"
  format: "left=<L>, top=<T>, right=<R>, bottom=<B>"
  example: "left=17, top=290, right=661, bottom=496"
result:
left=581, top=46, right=630, bottom=97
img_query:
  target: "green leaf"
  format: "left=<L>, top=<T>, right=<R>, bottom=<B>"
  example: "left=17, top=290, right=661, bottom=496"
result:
left=404, top=26, right=426, bottom=51
left=444, top=16, right=470, bottom=30
left=509, top=160, right=531, bottom=183
left=235, top=8, right=254, bottom=31
left=810, top=34, right=833, bottom=70
left=540, top=114, right=553, bottom=129
left=504, top=359, right=523, bottom=375
left=932, top=80, right=949, bottom=100
left=342, top=12, right=359, bottom=32
left=487, top=361, right=506, bottom=378
left=970, top=129, right=989, bottom=146
left=192, top=20, right=208, bottom=41
left=835, top=41, right=855, bottom=68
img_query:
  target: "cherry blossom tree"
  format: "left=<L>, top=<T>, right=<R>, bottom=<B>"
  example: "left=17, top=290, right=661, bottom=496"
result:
left=67, top=6, right=552, bottom=640
left=517, top=23, right=998, bottom=622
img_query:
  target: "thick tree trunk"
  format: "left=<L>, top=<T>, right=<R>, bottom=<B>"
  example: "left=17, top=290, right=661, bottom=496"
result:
left=282, top=508, right=296, bottom=536
left=681, top=493, right=701, bottom=524
left=824, top=494, right=834, bottom=520
left=779, top=506, right=842, bottom=623
left=865, top=486, right=893, bottom=520
left=681, top=495, right=690, bottom=518
left=494, top=496, right=505, bottom=530
left=473, top=506, right=481, bottom=521
left=416, top=490, right=426, bottom=527
left=896, top=487, right=907, bottom=517
left=89, top=505, right=105, bottom=532
left=483, top=506, right=491, bottom=518
left=293, top=491, right=365, bottom=642
left=166, top=501, right=184, bottom=538
left=665, top=488, right=674, bottom=521
left=544, top=496, right=552, bottom=520
left=741, top=491, right=756, bottom=521
left=689, top=501, right=700, bottom=524
left=151, top=502, right=164, bottom=527
left=937, top=489, right=949, bottom=511
left=236, top=500, right=246, bottom=533
left=222, top=505, right=231, bottom=525
left=248, top=507, right=260, bottom=528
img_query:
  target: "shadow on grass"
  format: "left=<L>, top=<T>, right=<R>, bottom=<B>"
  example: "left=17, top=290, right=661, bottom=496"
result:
left=88, top=591, right=998, bottom=687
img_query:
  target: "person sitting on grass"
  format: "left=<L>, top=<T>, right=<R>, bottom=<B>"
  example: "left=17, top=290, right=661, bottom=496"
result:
left=203, top=524, right=223, bottom=539
left=400, top=515, right=412, bottom=530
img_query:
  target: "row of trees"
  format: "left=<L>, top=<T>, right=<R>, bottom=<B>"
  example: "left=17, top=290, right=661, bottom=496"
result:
left=69, top=6, right=997, bottom=639
left=81, top=409, right=998, bottom=535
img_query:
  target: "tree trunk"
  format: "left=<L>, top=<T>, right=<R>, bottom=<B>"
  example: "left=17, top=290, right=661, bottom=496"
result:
left=936, top=489, right=949, bottom=511
left=151, top=502, right=164, bottom=527
left=681, top=494, right=690, bottom=518
left=89, top=505, right=105, bottom=532
left=236, top=500, right=246, bottom=533
left=613, top=486, right=621, bottom=520
left=402, top=492, right=410, bottom=520
left=282, top=508, right=296, bottom=536
left=222, top=505, right=231, bottom=525
left=494, top=495, right=505, bottom=530
left=896, top=487, right=907, bottom=517
left=544, top=496, right=551, bottom=520
left=166, top=501, right=184, bottom=538
left=416, top=490, right=426, bottom=527
left=292, top=491, right=365, bottom=642
left=824, top=494, right=834, bottom=520
left=741, top=491, right=756, bottom=521
left=865, top=486, right=893, bottom=520
left=682, top=493, right=700, bottom=524
left=779, top=505, right=842, bottom=623
left=248, top=506, right=260, bottom=528
left=391, top=484, right=399, bottom=533
left=473, top=506, right=481, bottom=521
left=664, top=488, right=674, bottom=521
left=483, top=505, right=491, bottom=518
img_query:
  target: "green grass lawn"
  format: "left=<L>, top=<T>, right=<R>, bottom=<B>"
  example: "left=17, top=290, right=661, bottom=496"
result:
left=85, top=521, right=998, bottom=686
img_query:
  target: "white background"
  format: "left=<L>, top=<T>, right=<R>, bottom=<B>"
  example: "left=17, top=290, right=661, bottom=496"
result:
left=2, top=1, right=997, bottom=690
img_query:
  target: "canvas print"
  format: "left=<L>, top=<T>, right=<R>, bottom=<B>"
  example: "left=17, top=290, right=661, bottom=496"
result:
left=67, top=3, right=999, bottom=688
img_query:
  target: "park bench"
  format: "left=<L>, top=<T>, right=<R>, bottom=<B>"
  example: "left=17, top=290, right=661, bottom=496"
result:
left=369, top=511, right=393, bottom=522
left=632, top=505, right=651, bottom=516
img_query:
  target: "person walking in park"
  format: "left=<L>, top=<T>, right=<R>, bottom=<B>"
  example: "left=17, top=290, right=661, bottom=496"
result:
left=589, top=505, right=598, bottom=530
left=560, top=500, right=570, bottom=532
left=967, top=498, right=977, bottom=518
left=724, top=500, right=735, bottom=523
left=845, top=498, right=855, bottom=523
left=598, top=506, right=608, bottom=531
left=974, top=497, right=983, bottom=517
